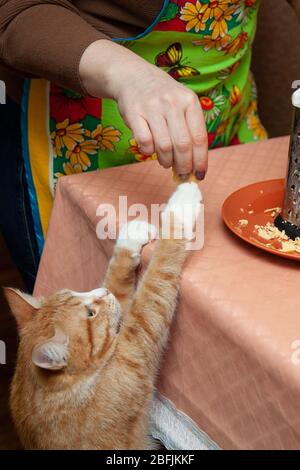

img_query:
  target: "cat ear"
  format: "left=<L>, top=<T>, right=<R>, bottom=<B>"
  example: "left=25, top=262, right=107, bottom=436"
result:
left=3, top=287, right=43, bottom=328
left=32, top=329, right=69, bottom=370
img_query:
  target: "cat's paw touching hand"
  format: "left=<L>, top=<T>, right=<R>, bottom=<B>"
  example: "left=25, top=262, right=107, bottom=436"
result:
left=117, top=220, right=156, bottom=254
left=162, top=182, right=202, bottom=238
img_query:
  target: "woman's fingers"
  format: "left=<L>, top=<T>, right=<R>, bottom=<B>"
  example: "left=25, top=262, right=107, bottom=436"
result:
left=147, top=115, right=173, bottom=168
left=186, top=99, right=208, bottom=179
left=128, top=115, right=155, bottom=155
left=166, top=109, right=193, bottom=175
left=127, top=90, right=208, bottom=178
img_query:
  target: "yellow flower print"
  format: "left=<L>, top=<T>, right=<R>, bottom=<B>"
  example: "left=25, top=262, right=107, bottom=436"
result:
left=209, top=6, right=235, bottom=40
left=200, top=0, right=232, bottom=23
left=247, top=114, right=268, bottom=141
left=55, top=162, right=83, bottom=178
left=128, top=139, right=157, bottom=162
left=193, top=34, right=231, bottom=51
left=65, top=140, right=98, bottom=171
left=248, top=99, right=258, bottom=114
left=51, top=119, right=84, bottom=157
left=91, top=124, right=121, bottom=151
left=225, top=32, right=249, bottom=57
left=230, top=85, right=241, bottom=106
left=180, top=1, right=206, bottom=33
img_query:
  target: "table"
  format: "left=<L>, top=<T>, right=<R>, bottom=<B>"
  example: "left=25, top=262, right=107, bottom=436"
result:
left=34, top=136, right=300, bottom=450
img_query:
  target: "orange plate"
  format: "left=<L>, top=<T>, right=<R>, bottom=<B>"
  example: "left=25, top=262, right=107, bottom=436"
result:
left=222, top=179, right=300, bottom=261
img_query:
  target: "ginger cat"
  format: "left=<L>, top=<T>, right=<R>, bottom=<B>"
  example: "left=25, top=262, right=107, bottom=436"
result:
left=4, top=182, right=201, bottom=450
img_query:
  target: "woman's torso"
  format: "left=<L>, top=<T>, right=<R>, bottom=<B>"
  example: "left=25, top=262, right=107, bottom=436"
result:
left=1, top=0, right=165, bottom=102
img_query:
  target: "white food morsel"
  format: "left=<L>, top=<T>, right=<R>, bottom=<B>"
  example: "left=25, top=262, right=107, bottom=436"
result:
left=292, top=87, right=300, bottom=108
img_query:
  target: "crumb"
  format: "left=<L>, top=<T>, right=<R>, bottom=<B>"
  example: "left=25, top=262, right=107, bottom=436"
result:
left=280, top=241, right=300, bottom=253
left=238, top=219, right=248, bottom=227
left=260, top=190, right=264, bottom=195
left=240, top=208, right=245, bottom=213
left=254, top=222, right=300, bottom=253
left=248, top=203, right=252, bottom=207
left=254, top=222, right=288, bottom=240
left=263, top=207, right=281, bottom=216
left=248, top=210, right=254, bottom=215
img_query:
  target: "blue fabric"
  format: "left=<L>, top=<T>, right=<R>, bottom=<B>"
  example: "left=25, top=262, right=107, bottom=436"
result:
left=0, top=96, right=39, bottom=293
left=113, top=0, right=169, bottom=41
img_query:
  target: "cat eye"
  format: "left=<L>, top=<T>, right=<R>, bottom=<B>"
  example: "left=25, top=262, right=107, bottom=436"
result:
left=86, top=306, right=97, bottom=318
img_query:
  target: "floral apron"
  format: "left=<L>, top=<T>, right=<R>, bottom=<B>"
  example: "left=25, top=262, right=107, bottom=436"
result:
left=21, top=0, right=266, bottom=252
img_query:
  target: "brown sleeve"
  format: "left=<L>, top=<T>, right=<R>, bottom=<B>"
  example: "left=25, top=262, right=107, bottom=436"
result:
left=0, top=1, right=109, bottom=94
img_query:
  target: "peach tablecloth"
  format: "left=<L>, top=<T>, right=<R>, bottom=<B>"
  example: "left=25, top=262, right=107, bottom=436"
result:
left=34, top=136, right=300, bottom=450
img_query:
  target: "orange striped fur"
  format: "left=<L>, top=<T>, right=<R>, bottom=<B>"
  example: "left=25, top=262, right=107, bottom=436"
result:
left=4, top=183, right=201, bottom=450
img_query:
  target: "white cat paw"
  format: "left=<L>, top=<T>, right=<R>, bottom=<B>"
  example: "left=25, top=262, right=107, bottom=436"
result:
left=162, top=182, right=202, bottom=238
left=117, top=220, right=156, bottom=254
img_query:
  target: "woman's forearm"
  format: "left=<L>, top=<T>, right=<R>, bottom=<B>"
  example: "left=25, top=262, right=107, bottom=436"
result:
left=79, top=39, right=208, bottom=177
left=0, top=0, right=209, bottom=177
left=79, top=39, right=150, bottom=99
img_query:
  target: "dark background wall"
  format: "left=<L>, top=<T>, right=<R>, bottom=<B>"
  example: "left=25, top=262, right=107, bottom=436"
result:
left=252, top=0, right=300, bottom=137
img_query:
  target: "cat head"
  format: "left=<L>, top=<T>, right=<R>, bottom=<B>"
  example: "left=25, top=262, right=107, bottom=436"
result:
left=4, top=287, right=121, bottom=373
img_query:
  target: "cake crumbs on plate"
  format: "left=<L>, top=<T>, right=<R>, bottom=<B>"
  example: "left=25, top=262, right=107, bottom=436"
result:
left=263, top=207, right=281, bottom=218
left=238, top=219, right=248, bottom=227
left=254, top=222, right=300, bottom=253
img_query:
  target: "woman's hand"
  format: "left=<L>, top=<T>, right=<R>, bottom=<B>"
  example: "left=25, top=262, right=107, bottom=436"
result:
left=79, top=40, right=208, bottom=178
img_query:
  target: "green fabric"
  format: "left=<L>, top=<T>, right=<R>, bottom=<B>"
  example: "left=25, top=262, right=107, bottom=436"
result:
left=97, top=0, right=266, bottom=169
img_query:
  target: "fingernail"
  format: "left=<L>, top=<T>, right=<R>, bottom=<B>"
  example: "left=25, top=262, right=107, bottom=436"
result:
left=195, top=171, right=206, bottom=181
left=177, top=174, right=191, bottom=183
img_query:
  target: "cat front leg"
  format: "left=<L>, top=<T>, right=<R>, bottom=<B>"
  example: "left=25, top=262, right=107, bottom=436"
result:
left=117, top=183, right=202, bottom=373
left=103, top=220, right=156, bottom=315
